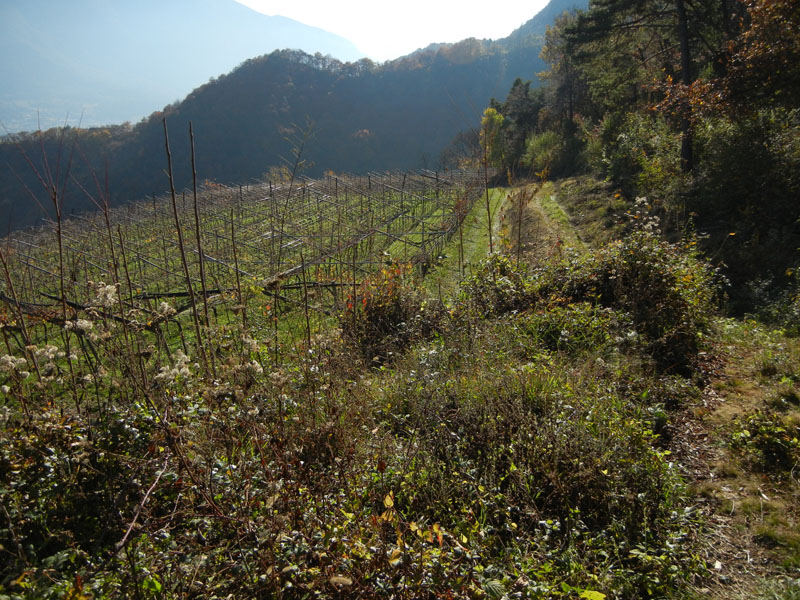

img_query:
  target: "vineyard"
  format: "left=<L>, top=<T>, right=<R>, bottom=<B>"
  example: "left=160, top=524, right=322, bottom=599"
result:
left=4, top=169, right=484, bottom=297
left=0, top=152, right=512, bottom=596
left=0, top=167, right=485, bottom=405
left=2, top=151, right=798, bottom=598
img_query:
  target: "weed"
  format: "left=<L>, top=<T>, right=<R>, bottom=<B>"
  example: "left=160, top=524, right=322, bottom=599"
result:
left=519, top=301, right=630, bottom=354
left=459, top=253, right=537, bottom=317
left=769, top=382, right=800, bottom=411
left=340, top=263, right=443, bottom=365
left=756, top=577, right=800, bottom=600
left=731, top=410, right=800, bottom=472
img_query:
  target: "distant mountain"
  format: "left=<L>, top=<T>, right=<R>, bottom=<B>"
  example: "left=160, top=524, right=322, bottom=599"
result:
left=0, top=0, right=363, bottom=132
left=502, top=0, right=589, bottom=48
left=0, top=0, right=584, bottom=232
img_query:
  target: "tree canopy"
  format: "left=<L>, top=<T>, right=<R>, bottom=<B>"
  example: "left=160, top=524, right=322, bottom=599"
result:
left=486, top=0, right=800, bottom=308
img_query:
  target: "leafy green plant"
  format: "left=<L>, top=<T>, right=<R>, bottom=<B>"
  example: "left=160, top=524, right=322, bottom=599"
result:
left=589, top=113, right=682, bottom=197
left=540, top=207, right=718, bottom=373
left=690, top=108, right=800, bottom=311
left=751, top=269, right=800, bottom=337
left=459, top=253, right=536, bottom=318
left=757, top=577, right=800, bottom=600
left=731, top=410, right=800, bottom=472
left=0, top=405, right=158, bottom=595
left=518, top=301, right=630, bottom=354
left=523, top=130, right=562, bottom=174
left=523, top=121, right=586, bottom=179
left=341, top=263, right=442, bottom=364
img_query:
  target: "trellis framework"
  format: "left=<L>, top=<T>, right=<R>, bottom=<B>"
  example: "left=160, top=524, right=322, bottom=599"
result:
left=1, top=169, right=484, bottom=338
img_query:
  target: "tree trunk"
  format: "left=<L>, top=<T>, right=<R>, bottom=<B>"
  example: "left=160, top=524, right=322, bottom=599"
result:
left=675, top=0, right=694, bottom=172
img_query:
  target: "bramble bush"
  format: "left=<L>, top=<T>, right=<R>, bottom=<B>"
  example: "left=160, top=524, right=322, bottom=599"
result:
left=586, top=112, right=682, bottom=200
left=541, top=209, right=718, bottom=373
left=340, top=263, right=443, bottom=364
left=459, top=253, right=537, bottom=318
left=460, top=209, right=717, bottom=373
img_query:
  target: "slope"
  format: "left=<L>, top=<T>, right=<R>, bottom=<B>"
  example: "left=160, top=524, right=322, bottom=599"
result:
left=541, top=176, right=800, bottom=599
left=0, top=0, right=363, bottom=132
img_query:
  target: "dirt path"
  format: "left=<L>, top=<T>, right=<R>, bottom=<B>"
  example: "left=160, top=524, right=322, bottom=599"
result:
left=676, top=322, right=800, bottom=597
left=498, top=182, right=583, bottom=268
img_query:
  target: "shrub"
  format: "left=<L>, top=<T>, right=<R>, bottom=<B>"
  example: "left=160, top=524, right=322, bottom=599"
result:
left=541, top=209, right=717, bottom=373
left=587, top=112, right=682, bottom=199
left=523, top=121, right=586, bottom=178
left=380, top=348, right=687, bottom=563
left=340, top=263, right=442, bottom=364
left=0, top=406, right=157, bottom=592
left=731, top=410, right=800, bottom=472
left=458, top=211, right=717, bottom=373
left=459, top=253, right=537, bottom=318
left=690, top=108, right=800, bottom=310
left=750, top=270, right=800, bottom=336
left=523, top=130, right=562, bottom=174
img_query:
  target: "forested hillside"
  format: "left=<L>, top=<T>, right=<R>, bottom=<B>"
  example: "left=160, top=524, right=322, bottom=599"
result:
left=0, top=0, right=588, bottom=233
left=0, top=47, right=533, bottom=231
left=482, top=0, right=800, bottom=312
left=0, top=0, right=364, bottom=132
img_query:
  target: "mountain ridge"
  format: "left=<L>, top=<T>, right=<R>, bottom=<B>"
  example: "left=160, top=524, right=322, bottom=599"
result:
left=0, top=0, right=588, bottom=232
left=0, top=0, right=364, bottom=132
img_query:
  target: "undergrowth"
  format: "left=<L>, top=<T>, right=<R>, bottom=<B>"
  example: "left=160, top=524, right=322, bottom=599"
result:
left=0, top=207, right=719, bottom=598
left=460, top=205, right=717, bottom=375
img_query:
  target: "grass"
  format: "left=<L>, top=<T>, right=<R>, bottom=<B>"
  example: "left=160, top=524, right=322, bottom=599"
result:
left=755, top=577, right=800, bottom=600
left=535, top=184, right=585, bottom=251
left=423, top=187, right=508, bottom=299
left=552, top=176, right=628, bottom=247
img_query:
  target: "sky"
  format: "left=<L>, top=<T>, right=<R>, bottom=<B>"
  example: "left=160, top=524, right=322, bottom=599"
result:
left=234, top=0, right=551, bottom=61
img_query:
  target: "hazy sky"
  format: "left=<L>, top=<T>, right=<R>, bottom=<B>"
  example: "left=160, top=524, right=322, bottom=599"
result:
left=234, top=0, right=551, bottom=61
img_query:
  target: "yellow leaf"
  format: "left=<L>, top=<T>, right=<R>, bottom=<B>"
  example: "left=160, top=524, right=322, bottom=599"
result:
left=384, top=493, right=394, bottom=508
left=389, top=548, right=403, bottom=567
